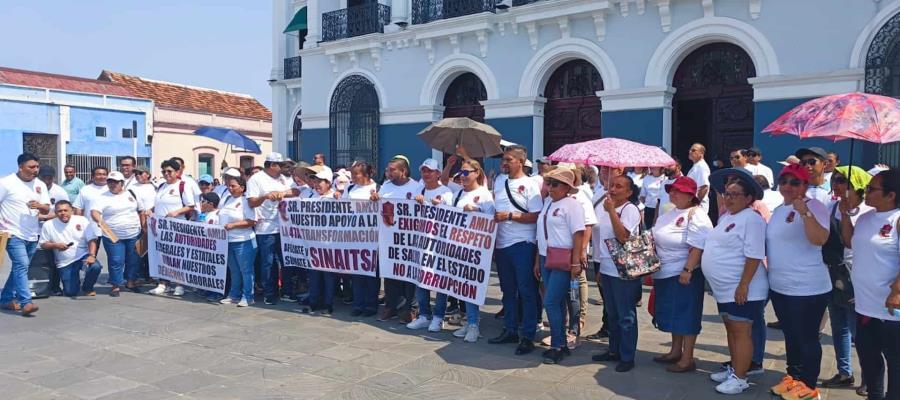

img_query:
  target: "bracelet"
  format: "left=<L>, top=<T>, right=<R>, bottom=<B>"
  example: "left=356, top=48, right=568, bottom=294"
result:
left=683, top=267, right=693, bottom=273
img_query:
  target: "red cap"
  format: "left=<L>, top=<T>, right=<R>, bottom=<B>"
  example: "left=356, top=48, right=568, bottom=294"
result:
left=779, top=164, right=811, bottom=182
left=665, top=176, right=700, bottom=204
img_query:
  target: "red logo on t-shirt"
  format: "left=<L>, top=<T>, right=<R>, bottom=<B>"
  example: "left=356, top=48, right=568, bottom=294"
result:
left=35, top=187, right=42, bottom=194
left=75, top=224, right=82, bottom=231
left=435, top=195, right=442, bottom=201
left=676, top=216, right=685, bottom=227
left=880, top=224, right=893, bottom=238
left=406, top=192, right=412, bottom=200
left=234, top=202, right=241, bottom=209
left=169, top=189, right=175, bottom=195
left=786, top=211, right=796, bottom=223
left=474, top=196, right=481, bottom=203
left=128, top=197, right=135, bottom=202
left=518, top=185, right=525, bottom=193
left=725, top=223, right=736, bottom=232
left=553, top=208, right=560, bottom=217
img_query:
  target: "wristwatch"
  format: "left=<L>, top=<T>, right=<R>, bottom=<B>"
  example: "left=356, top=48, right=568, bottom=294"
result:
left=803, top=210, right=814, bottom=219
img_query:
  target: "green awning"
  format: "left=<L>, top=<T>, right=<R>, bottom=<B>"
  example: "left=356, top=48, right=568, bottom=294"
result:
left=283, top=7, right=307, bottom=33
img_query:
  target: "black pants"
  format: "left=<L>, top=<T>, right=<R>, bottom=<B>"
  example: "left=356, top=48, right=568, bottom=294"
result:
left=384, top=279, right=416, bottom=311
left=856, top=316, right=900, bottom=400
left=770, top=290, right=830, bottom=389
left=594, top=262, right=609, bottom=331
left=643, top=207, right=657, bottom=230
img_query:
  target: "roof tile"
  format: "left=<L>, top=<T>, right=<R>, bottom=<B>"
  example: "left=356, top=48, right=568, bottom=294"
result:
left=0, top=67, right=132, bottom=97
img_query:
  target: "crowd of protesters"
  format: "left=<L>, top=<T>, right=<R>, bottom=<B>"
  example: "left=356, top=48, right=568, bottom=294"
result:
left=1, top=142, right=898, bottom=400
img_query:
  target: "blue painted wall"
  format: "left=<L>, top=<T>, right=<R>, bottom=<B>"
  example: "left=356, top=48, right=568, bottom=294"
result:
left=754, top=98, right=879, bottom=174
left=67, top=107, right=149, bottom=157
left=379, top=122, right=432, bottom=172
left=601, top=109, right=665, bottom=148
left=299, top=127, right=330, bottom=164
left=0, top=100, right=60, bottom=173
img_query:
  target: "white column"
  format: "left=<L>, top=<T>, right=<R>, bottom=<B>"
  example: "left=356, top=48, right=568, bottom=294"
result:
left=305, top=0, right=320, bottom=48
left=272, top=84, right=289, bottom=155
left=58, top=105, right=70, bottom=181
left=272, top=0, right=287, bottom=80
left=391, top=0, right=409, bottom=25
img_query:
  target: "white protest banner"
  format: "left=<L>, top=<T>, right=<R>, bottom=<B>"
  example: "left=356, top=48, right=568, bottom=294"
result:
left=279, top=198, right=379, bottom=277
left=378, top=199, right=497, bottom=306
left=148, top=216, right=228, bottom=293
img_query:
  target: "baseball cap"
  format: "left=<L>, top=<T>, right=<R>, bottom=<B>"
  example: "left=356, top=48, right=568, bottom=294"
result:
left=198, top=174, right=214, bottom=184
left=223, top=167, right=242, bottom=178
left=265, top=152, right=286, bottom=163
left=420, top=158, right=440, bottom=171
left=778, top=155, right=800, bottom=166
left=38, top=166, right=55, bottom=177
left=314, top=168, right=333, bottom=182
left=107, top=171, right=125, bottom=182
left=779, top=164, right=812, bottom=183
left=134, top=165, right=150, bottom=175
left=524, top=159, right=533, bottom=168
left=794, top=147, right=828, bottom=160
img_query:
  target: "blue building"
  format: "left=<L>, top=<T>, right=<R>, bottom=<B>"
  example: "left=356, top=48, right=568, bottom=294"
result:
left=0, top=67, right=153, bottom=180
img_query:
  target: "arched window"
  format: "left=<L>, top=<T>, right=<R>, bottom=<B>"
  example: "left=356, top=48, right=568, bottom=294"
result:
left=865, top=12, right=900, bottom=166
left=289, top=110, right=302, bottom=161
left=329, top=75, right=380, bottom=168
left=198, top=153, right=214, bottom=177
left=442, top=72, right=487, bottom=122
left=543, top=59, right=603, bottom=155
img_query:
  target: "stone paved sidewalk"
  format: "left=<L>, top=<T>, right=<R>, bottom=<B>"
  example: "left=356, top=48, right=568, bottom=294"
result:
left=1, top=261, right=863, bottom=400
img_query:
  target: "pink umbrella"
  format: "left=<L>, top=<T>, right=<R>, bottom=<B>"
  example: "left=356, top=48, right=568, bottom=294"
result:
left=547, top=137, right=676, bottom=168
left=762, top=92, right=900, bottom=143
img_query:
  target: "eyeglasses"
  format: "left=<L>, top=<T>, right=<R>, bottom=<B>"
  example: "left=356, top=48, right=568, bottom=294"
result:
left=866, top=186, right=884, bottom=194
left=722, top=191, right=747, bottom=199
left=799, top=158, right=819, bottom=166
left=457, top=169, right=476, bottom=177
left=778, top=177, right=804, bottom=187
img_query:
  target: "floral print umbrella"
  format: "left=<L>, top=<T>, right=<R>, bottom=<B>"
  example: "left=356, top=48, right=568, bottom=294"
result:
left=762, top=92, right=900, bottom=143
left=547, top=137, right=675, bottom=167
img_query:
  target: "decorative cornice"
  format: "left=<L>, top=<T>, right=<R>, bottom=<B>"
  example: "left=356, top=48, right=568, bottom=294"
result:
left=380, top=105, right=445, bottom=125
left=596, top=86, right=675, bottom=111
left=481, top=97, right=547, bottom=119
left=748, top=69, right=864, bottom=102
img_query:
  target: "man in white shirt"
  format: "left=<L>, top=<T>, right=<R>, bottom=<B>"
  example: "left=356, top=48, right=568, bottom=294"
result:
left=37, top=165, right=70, bottom=295
left=687, top=143, right=711, bottom=212
left=73, top=166, right=110, bottom=216
left=0, top=153, right=51, bottom=316
left=747, top=147, right=774, bottom=189
left=824, top=151, right=839, bottom=184
left=247, top=152, right=297, bottom=305
left=39, top=200, right=102, bottom=298
left=119, top=156, right=138, bottom=190
left=488, top=146, right=544, bottom=355
left=130, top=165, right=157, bottom=284
left=170, top=157, right=202, bottom=218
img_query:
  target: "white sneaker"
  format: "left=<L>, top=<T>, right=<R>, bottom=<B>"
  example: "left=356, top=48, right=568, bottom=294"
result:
left=406, top=316, right=431, bottom=330
left=710, top=365, right=734, bottom=383
left=148, top=284, right=166, bottom=295
left=172, top=286, right=185, bottom=296
left=715, top=374, right=749, bottom=395
left=464, top=324, right=480, bottom=343
left=220, top=298, right=235, bottom=305
left=237, top=298, right=249, bottom=307
left=428, top=318, right=443, bottom=332
left=453, top=323, right=469, bottom=338
left=165, top=285, right=175, bottom=294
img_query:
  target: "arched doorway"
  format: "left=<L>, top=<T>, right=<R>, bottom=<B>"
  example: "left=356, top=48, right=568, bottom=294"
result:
left=329, top=75, right=379, bottom=168
left=289, top=110, right=301, bottom=161
left=672, top=43, right=756, bottom=167
left=542, top=59, right=603, bottom=155
left=442, top=72, right=487, bottom=122
left=865, top=11, right=900, bottom=167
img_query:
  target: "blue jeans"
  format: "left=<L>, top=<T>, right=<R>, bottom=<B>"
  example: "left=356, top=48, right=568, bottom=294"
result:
left=601, top=273, right=642, bottom=362
left=752, top=298, right=767, bottom=364
left=540, top=256, right=570, bottom=349
left=102, top=235, right=139, bottom=286
left=829, top=301, right=857, bottom=376
left=770, top=290, right=830, bottom=389
left=60, top=257, right=102, bottom=297
left=0, top=237, right=38, bottom=306
left=416, top=287, right=448, bottom=319
left=255, top=233, right=281, bottom=298
left=308, top=270, right=335, bottom=307
left=352, top=275, right=379, bottom=312
left=226, top=240, right=256, bottom=301
left=465, top=301, right=479, bottom=325
left=496, top=241, right=539, bottom=340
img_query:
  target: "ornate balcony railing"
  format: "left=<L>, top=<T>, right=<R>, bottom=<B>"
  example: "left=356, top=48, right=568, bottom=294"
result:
left=322, top=3, right=391, bottom=42
left=512, top=0, right=543, bottom=5
left=412, top=0, right=497, bottom=25
left=283, top=56, right=302, bottom=80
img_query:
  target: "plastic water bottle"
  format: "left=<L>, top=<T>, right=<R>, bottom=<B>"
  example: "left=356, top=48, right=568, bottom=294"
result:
left=197, top=213, right=207, bottom=223
left=569, top=278, right=582, bottom=337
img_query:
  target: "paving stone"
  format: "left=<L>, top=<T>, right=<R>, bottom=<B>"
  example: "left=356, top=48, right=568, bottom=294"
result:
left=55, top=375, right=143, bottom=400
left=27, top=367, right=106, bottom=390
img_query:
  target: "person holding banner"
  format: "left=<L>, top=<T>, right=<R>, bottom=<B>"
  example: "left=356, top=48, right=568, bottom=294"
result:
left=342, top=161, right=380, bottom=316
left=305, top=166, right=339, bottom=315
left=449, top=158, right=495, bottom=342
left=372, top=155, right=424, bottom=323
left=90, top=171, right=146, bottom=297
left=148, top=159, right=197, bottom=297
left=406, top=158, right=455, bottom=331
left=489, top=145, right=544, bottom=355
left=212, top=178, right=258, bottom=308
left=535, top=168, right=585, bottom=364
left=39, top=200, right=103, bottom=298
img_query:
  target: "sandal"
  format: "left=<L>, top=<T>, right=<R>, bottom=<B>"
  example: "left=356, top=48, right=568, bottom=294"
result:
left=666, top=361, right=696, bottom=373
left=653, top=354, right=681, bottom=364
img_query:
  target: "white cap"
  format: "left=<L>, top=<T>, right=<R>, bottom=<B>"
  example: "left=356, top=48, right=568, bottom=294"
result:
left=265, top=152, right=285, bottom=163
left=420, top=158, right=440, bottom=171
left=107, top=171, right=125, bottom=181
left=524, top=159, right=533, bottom=168
left=223, top=168, right=242, bottom=178
left=314, top=168, right=333, bottom=182
left=869, top=164, right=890, bottom=176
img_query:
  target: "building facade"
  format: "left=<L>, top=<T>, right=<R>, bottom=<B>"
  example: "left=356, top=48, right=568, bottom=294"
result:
left=272, top=0, right=900, bottom=172
left=0, top=67, right=153, bottom=180
left=99, top=71, right=274, bottom=180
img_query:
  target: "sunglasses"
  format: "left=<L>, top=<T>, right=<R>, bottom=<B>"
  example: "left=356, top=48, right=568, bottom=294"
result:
left=799, top=158, right=819, bottom=166
left=457, top=169, right=476, bottom=177
left=778, top=177, right=804, bottom=187
left=730, top=155, right=742, bottom=160
left=722, top=191, right=747, bottom=199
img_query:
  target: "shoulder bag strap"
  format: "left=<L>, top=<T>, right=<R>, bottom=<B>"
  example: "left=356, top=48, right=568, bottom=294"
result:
left=453, top=189, right=464, bottom=207
left=592, top=193, right=607, bottom=209
left=504, top=179, right=529, bottom=213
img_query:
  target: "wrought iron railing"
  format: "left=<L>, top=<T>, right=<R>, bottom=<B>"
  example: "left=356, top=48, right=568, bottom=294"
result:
left=512, top=0, right=543, bottom=5
left=322, top=3, right=391, bottom=42
left=283, top=56, right=302, bottom=80
left=412, top=0, right=497, bottom=25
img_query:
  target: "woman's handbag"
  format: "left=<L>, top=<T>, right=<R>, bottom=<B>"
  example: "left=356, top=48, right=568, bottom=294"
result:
left=543, top=204, right=572, bottom=272
left=604, top=204, right=660, bottom=280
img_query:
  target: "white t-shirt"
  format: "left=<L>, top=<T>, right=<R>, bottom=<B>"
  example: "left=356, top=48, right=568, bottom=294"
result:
left=91, top=191, right=144, bottom=239
left=213, top=184, right=229, bottom=198
left=39, top=215, right=99, bottom=268
left=130, top=182, right=157, bottom=212
left=701, top=208, right=769, bottom=303
left=751, top=163, right=774, bottom=189
left=378, top=179, right=424, bottom=201
left=292, top=182, right=316, bottom=199
left=422, top=184, right=454, bottom=206
left=493, top=175, right=543, bottom=249
left=122, top=175, right=137, bottom=191
left=0, top=174, right=51, bottom=241
left=807, top=184, right=835, bottom=208
left=833, top=202, right=874, bottom=264
left=454, top=186, right=494, bottom=215
left=153, top=180, right=197, bottom=219
left=216, top=194, right=257, bottom=242
left=345, top=182, right=378, bottom=200
left=573, top=190, right=598, bottom=227
left=73, top=183, right=108, bottom=214
left=536, top=197, right=585, bottom=256
left=761, top=190, right=784, bottom=213
left=652, top=207, right=713, bottom=279
left=851, top=209, right=900, bottom=321
left=766, top=199, right=832, bottom=296
left=641, top=175, right=667, bottom=209
left=687, top=159, right=711, bottom=212
left=47, top=184, right=68, bottom=207
left=246, top=172, right=291, bottom=235
left=592, top=202, right=642, bottom=276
